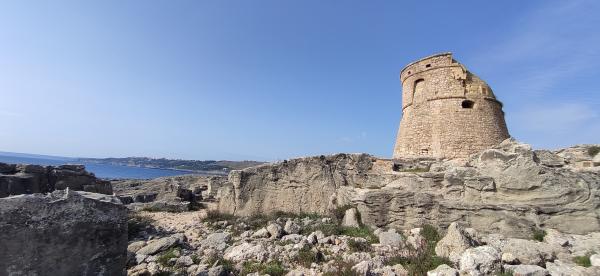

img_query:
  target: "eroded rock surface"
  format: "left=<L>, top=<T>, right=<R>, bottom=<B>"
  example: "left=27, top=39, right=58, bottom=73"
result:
left=0, top=190, right=127, bottom=276
left=217, top=139, right=600, bottom=238
left=0, top=163, right=112, bottom=197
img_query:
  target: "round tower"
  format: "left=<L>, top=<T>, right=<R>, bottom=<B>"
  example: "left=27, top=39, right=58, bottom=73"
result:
left=393, top=53, right=510, bottom=159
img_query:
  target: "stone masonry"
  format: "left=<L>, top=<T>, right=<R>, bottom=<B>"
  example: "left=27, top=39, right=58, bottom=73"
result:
left=393, top=53, right=510, bottom=159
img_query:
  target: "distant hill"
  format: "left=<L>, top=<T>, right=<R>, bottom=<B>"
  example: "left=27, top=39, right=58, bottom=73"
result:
left=77, top=157, right=265, bottom=174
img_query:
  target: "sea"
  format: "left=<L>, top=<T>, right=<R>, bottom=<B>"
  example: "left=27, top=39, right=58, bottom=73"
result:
left=0, top=153, right=191, bottom=179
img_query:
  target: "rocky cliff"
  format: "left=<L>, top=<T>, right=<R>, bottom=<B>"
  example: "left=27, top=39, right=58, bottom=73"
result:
left=0, top=163, right=112, bottom=197
left=0, top=190, right=128, bottom=276
left=217, top=139, right=600, bottom=238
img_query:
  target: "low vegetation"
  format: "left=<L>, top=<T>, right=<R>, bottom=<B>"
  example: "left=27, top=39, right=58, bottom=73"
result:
left=384, top=224, right=451, bottom=275
left=241, top=260, right=287, bottom=276
left=294, top=247, right=325, bottom=268
left=532, top=229, right=546, bottom=242
left=322, top=259, right=358, bottom=276
left=157, top=247, right=179, bottom=267
left=573, top=253, right=593, bottom=267
left=127, top=212, right=155, bottom=239
left=588, top=146, right=600, bottom=157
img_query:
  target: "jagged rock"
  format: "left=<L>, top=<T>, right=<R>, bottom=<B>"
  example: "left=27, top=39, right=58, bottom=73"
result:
left=252, top=228, right=270, bottom=238
left=352, top=260, right=374, bottom=276
left=284, top=220, right=302, bottom=234
left=216, top=141, right=600, bottom=238
left=503, top=264, right=548, bottom=276
left=223, top=242, right=267, bottom=262
left=137, top=233, right=185, bottom=255
left=427, top=264, right=459, bottom=276
left=0, top=190, right=127, bottom=276
left=128, top=241, right=147, bottom=253
left=591, top=254, right=600, bottom=266
left=267, top=222, right=284, bottom=239
left=342, top=208, right=361, bottom=227
left=459, top=246, right=501, bottom=276
left=487, top=238, right=563, bottom=266
left=0, top=162, right=112, bottom=197
left=545, top=260, right=592, bottom=276
left=200, top=232, right=231, bottom=251
left=501, top=252, right=519, bottom=264
left=176, top=255, right=194, bottom=267
left=435, top=222, right=480, bottom=263
left=281, top=234, right=304, bottom=243
left=378, top=229, right=404, bottom=248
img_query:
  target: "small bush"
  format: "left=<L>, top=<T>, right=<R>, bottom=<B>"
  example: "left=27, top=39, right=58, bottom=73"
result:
left=204, top=210, right=236, bottom=223
left=294, top=248, right=324, bottom=268
left=532, top=229, right=546, bottom=242
left=262, top=261, right=288, bottom=276
left=588, top=146, right=600, bottom=157
left=191, top=254, right=200, bottom=264
left=157, top=247, right=179, bottom=267
left=348, top=239, right=371, bottom=252
left=304, top=223, right=378, bottom=243
left=127, top=213, right=154, bottom=239
left=340, top=226, right=379, bottom=244
left=385, top=224, right=451, bottom=275
left=397, top=167, right=430, bottom=173
left=573, top=254, right=592, bottom=267
left=495, top=271, right=514, bottom=276
left=206, top=256, right=236, bottom=273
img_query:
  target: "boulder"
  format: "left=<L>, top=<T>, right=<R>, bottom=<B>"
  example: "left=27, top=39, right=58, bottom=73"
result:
left=267, top=222, right=284, bottom=239
left=503, top=264, right=548, bottom=276
left=251, top=228, right=270, bottom=238
left=352, top=260, right=373, bottom=276
left=200, top=232, right=231, bottom=251
left=284, top=220, right=302, bottom=234
left=342, top=208, right=361, bottom=228
left=591, top=254, right=600, bottom=267
left=435, top=222, right=479, bottom=263
left=378, top=229, right=404, bottom=248
left=0, top=190, right=127, bottom=276
left=427, top=264, right=459, bottom=276
left=223, top=242, right=267, bottom=262
left=459, top=246, right=501, bottom=276
left=137, top=234, right=185, bottom=256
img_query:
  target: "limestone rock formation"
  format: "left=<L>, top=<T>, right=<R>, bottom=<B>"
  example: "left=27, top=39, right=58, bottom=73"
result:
left=0, top=162, right=112, bottom=197
left=0, top=190, right=127, bottom=276
left=217, top=139, right=600, bottom=238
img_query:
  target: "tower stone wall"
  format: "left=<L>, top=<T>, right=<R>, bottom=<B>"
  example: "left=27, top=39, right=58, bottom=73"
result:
left=393, top=53, right=510, bottom=159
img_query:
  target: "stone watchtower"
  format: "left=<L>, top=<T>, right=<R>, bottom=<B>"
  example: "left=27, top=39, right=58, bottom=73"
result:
left=393, top=53, right=510, bottom=159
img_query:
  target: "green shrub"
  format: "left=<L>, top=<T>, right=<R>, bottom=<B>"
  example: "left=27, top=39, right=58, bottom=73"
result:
left=385, top=224, right=451, bottom=275
left=204, top=210, right=236, bottom=223
left=340, top=226, right=379, bottom=244
left=157, top=247, right=179, bottom=267
left=304, top=223, right=378, bottom=243
left=495, top=271, right=514, bottom=276
left=191, top=254, right=200, bottom=264
left=397, top=167, right=430, bottom=173
left=127, top=213, right=154, bottom=239
left=573, top=254, right=592, bottom=267
left=348, top=239, right=371, bottom=252
left=588, top=146, right=600, bottom=157
left=532, top=229, right=546, bottom=242
left=294, top=248, right=324, bottom=267
left=262, top=261, right=288, bottom=276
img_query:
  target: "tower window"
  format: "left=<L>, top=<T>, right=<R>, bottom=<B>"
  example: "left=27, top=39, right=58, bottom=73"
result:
left=462, top=100, right=474, bottom=108
left=425, top=64, right=431, bottom=68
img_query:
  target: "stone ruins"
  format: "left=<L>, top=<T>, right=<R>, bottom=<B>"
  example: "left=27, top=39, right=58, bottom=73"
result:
left=393, top=53, right=510, bottom=160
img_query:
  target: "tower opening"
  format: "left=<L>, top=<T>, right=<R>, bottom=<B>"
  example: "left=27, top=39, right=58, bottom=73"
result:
left=461, top=100, right=474, bottom=109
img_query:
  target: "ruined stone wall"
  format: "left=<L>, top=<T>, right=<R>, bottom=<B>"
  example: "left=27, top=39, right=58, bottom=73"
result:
left=393, top=53, right=509, bottom=159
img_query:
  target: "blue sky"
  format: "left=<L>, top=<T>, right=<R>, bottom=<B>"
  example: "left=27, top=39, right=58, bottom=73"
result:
left=0, top=1, right=598, bottom=161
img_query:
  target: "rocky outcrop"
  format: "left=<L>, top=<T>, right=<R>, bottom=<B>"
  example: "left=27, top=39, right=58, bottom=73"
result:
left=0, top=190, right=128, bottom=276
left=217, top=139, right=600, bottom=238
left=0, top=163, right=112, bottom=197
left=112, top=174, right=226, bottom=210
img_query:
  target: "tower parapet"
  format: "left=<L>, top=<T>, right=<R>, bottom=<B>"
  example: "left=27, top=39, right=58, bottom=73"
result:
left=393, top=53, right=510, bottom=159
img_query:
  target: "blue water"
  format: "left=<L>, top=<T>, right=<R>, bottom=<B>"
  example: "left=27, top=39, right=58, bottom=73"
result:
left=0, top=155, right=190, bottom=179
